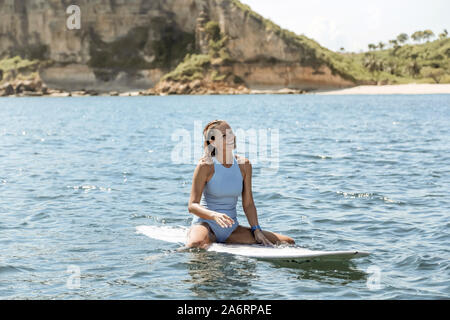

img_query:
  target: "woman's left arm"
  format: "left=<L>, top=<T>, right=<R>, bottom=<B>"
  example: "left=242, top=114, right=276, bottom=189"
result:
left=241, top=158, right=273, bottom=246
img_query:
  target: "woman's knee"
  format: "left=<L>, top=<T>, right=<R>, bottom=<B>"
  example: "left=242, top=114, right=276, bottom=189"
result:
left=186, top=225, right=212, bottom=249
left=186, top=235, right=213, bottom=249
left=285, top=236, right=295, bottom=245
left=280, top=234, right=295, bottom=245
left=271, top=232, right=295, bottom=245
left=186, top=238, right=209, bottom=249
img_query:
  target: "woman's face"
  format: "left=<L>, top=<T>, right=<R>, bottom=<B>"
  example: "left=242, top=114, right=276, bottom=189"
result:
left=209, top=123, right=235, bottom=152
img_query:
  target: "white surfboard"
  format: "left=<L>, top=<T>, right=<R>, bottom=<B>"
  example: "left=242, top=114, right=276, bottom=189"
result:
left=136, top=225, right=370, bottom=262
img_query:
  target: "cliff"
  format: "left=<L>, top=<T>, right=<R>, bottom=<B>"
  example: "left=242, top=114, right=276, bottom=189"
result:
left=0, top=0, right=358, bottom=92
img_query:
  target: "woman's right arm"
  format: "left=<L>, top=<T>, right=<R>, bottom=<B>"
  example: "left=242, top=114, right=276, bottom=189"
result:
left=188, top=160, right=234, bottom=228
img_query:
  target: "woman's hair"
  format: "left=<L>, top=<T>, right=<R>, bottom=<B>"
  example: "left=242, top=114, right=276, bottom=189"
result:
left=202, top=119, right=235, bottom=162
left=203, top=120, right=223, bottom=161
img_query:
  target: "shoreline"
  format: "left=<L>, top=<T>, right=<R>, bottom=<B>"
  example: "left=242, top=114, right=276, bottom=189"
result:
left=1, top=82, right=450, bottom=97
left=312, top=83, right=450, bottom=95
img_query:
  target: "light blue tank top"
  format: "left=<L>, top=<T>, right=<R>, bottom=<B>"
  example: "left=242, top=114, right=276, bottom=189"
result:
left=198, top=154, right=243, bottom=219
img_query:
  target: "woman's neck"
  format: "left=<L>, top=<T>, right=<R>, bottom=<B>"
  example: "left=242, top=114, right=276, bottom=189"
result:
left=215, top=149, right=234, bottom=166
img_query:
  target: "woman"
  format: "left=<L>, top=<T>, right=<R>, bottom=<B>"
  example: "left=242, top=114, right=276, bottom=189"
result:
left=186, top=120, right=295, bottom=249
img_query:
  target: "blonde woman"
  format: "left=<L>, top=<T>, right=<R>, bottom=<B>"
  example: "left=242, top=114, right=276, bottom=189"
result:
left=187, top=120, right=295, bottom=249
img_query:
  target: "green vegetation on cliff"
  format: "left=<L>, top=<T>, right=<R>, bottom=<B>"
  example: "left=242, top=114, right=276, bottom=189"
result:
left=0, top=56, right=39, bottom=73
left=0, top=56, right=42, bottom=83
left=162, top=21, right=236, bottom=83
left=162, top=54, right=211, bottom=81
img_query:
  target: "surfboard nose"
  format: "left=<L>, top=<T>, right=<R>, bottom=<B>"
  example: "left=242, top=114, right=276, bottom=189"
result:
left=354, top=251, right=370, bottom=257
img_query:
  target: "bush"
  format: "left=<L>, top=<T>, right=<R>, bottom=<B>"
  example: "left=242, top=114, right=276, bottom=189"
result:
left=205, top=21, right=221, bottom=42
left=163, top=54, right=210, bottom=81
left=421, top=66, right=445, bottom=83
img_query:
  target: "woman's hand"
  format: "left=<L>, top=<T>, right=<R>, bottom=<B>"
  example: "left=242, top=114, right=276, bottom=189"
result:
left=212, top=212, right=235, bottom=228
left=254, top=229, right=274, bottom=246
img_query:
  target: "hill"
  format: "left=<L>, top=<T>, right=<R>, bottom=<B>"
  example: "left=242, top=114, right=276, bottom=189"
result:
left=0, top=0, right=448, bottom=96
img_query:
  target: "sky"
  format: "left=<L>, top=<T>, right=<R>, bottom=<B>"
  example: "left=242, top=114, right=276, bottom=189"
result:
left=239, top=0, right=450, bottom=53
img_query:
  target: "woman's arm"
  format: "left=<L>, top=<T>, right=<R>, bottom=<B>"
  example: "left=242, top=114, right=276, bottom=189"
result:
left=241, top=158, right=259, bottom=227
left=188, top=159, right=234, bottom=228
left=241, top=158, right=273, bottom=246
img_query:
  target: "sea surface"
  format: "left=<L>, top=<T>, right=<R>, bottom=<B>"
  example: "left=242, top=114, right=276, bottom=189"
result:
left=0, top=94, right=449, bottom=299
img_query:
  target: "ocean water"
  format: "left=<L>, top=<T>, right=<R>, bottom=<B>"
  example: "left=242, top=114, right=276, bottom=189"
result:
left=0, top=94, right=449, bottom=300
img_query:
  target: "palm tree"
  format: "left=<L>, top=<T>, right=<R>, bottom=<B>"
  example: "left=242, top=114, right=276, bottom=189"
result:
left=389, top=39, right=398, bottom=48
left=397, top=33, right=409, bottom=44
left=439, top=29, right=448, bottom=39
left=363, top=54, right=385, bottom=73
left=378, top=42, right=385, bottom=50
left=421, top=66, right=444, bottom=83
left=422, top=30, right=435, bottom=42
left=388, top=39, right=400, bottom=56
left=407, top=61, right=421, bottom=77
left=411, top=31, right=424, bottom=43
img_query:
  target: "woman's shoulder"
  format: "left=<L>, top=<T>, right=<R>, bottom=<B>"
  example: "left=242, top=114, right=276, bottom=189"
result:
left=235, top=155, right=251, bottom=180
left=198, top=156, right=215, bottom=168
left=194, top=157, right=214, bottom=180
left=235, top=154, right=251, bottom=166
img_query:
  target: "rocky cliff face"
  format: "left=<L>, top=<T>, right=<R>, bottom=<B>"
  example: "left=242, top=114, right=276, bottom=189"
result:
left=0, top=0, right=355, bottom=92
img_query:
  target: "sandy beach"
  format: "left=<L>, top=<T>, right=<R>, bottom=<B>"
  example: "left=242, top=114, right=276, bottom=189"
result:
left=313, top=84, right=450, bottom=95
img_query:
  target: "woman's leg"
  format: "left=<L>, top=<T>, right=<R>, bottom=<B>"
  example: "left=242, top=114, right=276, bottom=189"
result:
left=225, top=226, right=295, bottom=245
left=186, top=222, right=216, bottom=249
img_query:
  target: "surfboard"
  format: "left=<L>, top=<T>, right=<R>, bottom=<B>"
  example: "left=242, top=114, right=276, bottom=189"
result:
left=136, top=225, right=370, bottom=262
